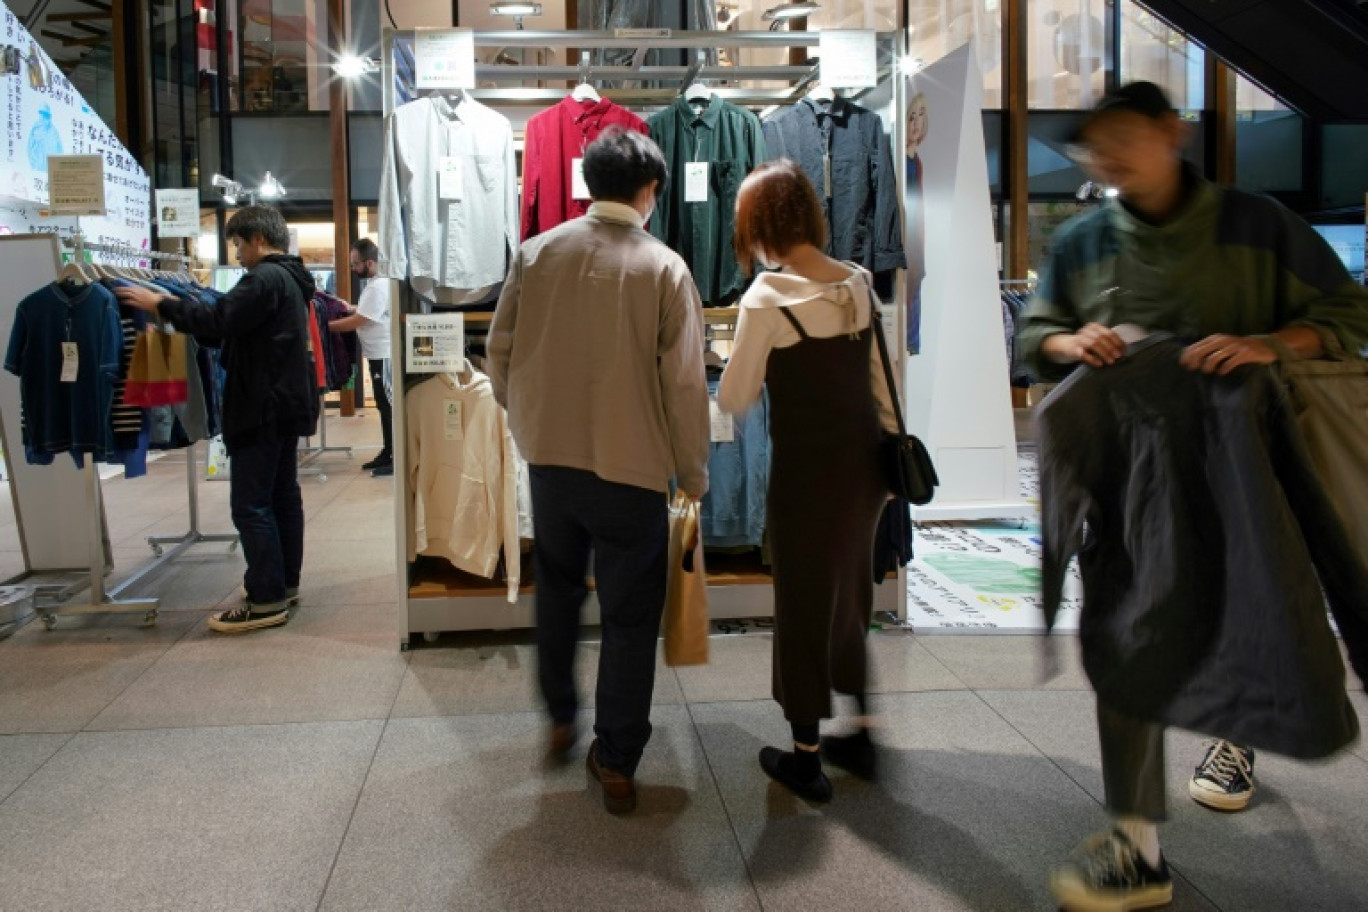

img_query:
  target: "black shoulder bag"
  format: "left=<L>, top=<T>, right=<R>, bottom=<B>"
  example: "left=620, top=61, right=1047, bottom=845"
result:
left=867, top=286, right=939, bottom=505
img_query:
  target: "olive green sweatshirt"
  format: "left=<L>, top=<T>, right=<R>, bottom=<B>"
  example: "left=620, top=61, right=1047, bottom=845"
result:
left=1019, top=171, right=1368, bottom=382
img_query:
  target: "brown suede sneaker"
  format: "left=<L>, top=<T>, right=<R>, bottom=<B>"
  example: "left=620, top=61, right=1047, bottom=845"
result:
left=546, top=723, right=577, bottom=768
left=586, top=738, right=637, bottom=815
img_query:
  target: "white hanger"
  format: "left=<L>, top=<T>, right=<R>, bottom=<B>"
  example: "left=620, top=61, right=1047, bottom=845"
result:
left=684, top=83, right=713, bottom=103
left=571, top=82, right=600, bottom=103
left=809, top=84, right=835, bottom=104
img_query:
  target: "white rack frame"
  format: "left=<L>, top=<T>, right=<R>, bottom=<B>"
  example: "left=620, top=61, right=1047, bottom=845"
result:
left=384, top=28, right=909, bottom=647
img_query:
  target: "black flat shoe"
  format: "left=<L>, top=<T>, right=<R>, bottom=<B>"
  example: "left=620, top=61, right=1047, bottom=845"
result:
left=759, top=747, right=833, bottom=803
left=821, top=731, right=877, bottom=781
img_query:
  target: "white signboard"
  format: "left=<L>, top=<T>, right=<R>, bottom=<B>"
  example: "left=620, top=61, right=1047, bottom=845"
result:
left=155, top=188, right=199, bottom=237
left=819, top=30, right=878, bottom=89
left=0, top=1, right=152, bottom=258
left=406, top=313, right=465, bottom=374
left=46, top=154, right=104, bottom=215
left=414, top=28, right=476, bottom=90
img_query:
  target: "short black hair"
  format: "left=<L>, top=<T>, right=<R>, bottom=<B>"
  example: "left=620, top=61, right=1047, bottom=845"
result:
left=581, top=127, right=667, bottom=204
left=351, top=237, right=379, bottom=262
left=225, top=205, right=290, bottom=251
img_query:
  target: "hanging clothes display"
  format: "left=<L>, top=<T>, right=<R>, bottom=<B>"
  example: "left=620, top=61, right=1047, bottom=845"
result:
left=311, top=290, right=358, bottom=391
left=378, top=92, right=519, bottom=305
left=648, top=95, right=766, bottom=307
left=700, top=377, right=770, bottom=549
left=405, top=363, right=522, bottom=603
left=521, top=95, right=649, bottom=240
left=762, top=95, right=907, bottom=280
left=4, top=279, right=122, bottom=466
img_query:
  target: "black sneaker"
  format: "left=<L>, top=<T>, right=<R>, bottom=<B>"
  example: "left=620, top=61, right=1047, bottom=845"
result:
left=1051, top=829, right=1173, bottom=911
left=208, top=601, right=290, bottom=634
left=759, top=747, right=833, bottom=803
left=821, top=730, right=877, bottom=781
left=284, top=587, right=300, bottom=609
left=362, top=453, right=392, bottom=472
left=371, top=464, right=394, bottom=478
left=1189, top=739, right=1255, bottom=811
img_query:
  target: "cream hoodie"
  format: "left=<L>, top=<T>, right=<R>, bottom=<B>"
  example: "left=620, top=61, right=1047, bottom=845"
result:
left=406, top=362, right=521, bottom=602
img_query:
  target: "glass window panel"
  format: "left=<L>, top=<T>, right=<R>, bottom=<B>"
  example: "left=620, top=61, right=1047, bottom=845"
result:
left=1322, top=125, right=1368, bottom=212
left=906, top=0, right=1004, bottom=108
left=1028, top=0, right=1112, bottom=109
left=1235, top=74, right=1303, bottom=195
left=1120, top=0, right=1202, bottom=111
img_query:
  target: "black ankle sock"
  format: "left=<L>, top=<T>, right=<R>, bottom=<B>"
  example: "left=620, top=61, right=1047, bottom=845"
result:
left=790, top=722, right=821, bottom=779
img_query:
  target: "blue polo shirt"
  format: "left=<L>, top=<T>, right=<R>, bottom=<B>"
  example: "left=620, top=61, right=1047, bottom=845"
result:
left=4, top=280, right=123, bottom=466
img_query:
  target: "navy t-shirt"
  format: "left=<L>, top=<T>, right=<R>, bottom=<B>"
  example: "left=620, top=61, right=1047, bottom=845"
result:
left=4, top=280, right=123, bottom=465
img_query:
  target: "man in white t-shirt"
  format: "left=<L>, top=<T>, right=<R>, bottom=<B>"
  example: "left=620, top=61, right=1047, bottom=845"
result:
left=328, top=238, right=393, bottom=476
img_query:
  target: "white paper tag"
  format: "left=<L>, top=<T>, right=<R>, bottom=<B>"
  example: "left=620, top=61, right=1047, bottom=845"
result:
left=444, top=400, right=463, bottom=441
left=709, top=400, right=734, bottom=444
left=60, top=342, right=78, bottom=383
left=571, top=158, right=591, bottom=201
left=685, top=162, right=709, bottom=203
left=439, top=156, right=464, bottom=202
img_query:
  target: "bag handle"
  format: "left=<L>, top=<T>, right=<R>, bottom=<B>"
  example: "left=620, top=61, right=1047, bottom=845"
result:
left=865, top=279, right=909, bottom=439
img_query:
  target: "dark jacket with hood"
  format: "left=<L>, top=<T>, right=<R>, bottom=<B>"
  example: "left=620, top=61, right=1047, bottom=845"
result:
left=1038, top=336, right=1368, bottom=760
left=157, top=254, right=319, bottom=450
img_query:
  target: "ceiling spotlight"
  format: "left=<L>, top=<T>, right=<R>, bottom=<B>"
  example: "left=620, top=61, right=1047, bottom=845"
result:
left=762, top=2, right=820, bottom=21
left=1103, top=187, right=1119, bottom=198
left=257, top=171, right=286, bottom=200
left=489, top=2, right=542, bottom=14
left=332, top=54, right=376, bottom=79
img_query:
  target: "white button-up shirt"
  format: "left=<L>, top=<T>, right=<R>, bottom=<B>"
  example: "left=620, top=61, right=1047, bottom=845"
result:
left=378, top=94, right=519, bottom=298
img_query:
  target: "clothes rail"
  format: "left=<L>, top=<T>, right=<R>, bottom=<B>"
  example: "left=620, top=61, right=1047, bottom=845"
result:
left=63, top=236, right=195, bottom=267
left=37, top=251, right=240, bottom=629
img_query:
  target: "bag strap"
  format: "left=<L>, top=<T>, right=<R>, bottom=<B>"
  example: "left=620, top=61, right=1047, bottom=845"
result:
left=776, top=306, right=812, bottom=341
left=866, top=281, right=909, bottom=437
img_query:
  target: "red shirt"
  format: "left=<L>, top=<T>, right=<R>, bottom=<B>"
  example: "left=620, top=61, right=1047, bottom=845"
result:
left=520, top=96, right=649, bottom=240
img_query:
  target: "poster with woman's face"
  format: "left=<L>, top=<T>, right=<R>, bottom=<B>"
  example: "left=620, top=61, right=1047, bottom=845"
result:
left=904, top=91, right=929, bottom=353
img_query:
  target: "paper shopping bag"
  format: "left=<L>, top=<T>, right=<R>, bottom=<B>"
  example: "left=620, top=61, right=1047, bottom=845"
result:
left=663, top=494, right=709, bottom=666
left=124, top=326, right=189, bottom=407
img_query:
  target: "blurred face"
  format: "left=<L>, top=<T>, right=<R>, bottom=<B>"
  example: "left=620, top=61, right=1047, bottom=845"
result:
left=350, top=250, right=376, bottom=279
left=231, top=234, right=269, bottom=269
left=1074, top=110, right=1185, bottom=200
left=906, top=98, right=928, bottom=156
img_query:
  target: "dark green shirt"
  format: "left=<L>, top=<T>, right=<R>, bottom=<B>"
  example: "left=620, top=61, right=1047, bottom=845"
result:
left=1020, top=174, right=1368, bottom=381
left=648, top=96, right=766, bottom=306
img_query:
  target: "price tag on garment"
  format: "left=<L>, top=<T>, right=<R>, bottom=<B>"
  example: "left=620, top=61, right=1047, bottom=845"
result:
left=685, top=162, right=709, bottom=203
left=439, top=156, right=464, bottom=202
left=571, top=158, right=591, bottom=200
left=709, top=400, right=734, bottom=444
left=60, top=342, right=79, bottom=383
left=444, top=400, right=463, bottom=441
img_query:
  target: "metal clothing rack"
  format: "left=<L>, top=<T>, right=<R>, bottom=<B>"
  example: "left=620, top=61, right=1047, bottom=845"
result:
left=296, top=394, right=353, bottom=483
left=38, top=238, right=239, bottom=629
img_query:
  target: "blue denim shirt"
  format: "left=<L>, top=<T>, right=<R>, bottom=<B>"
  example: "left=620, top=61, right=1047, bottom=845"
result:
left=700, top=378, right=770, bottom=548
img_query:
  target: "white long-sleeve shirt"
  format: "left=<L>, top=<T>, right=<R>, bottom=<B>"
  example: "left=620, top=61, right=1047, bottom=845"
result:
left=406, top=364, right=521, bottom=603
left=718, top=265, right=899, bottom=434
left=377, top=94, right=519, bottom=299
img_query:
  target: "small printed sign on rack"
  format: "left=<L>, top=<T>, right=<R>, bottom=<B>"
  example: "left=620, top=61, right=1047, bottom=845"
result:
left=406, top=313, right=466, bottom=374
left=47, top=155, right=107, bottom=216
left=819, top=29, right=878, bottom=89
left=155, top=189, right=200, bottom=238
left=415, top=28, right=477, bottom=90
left=613, top=28, right=671, bottom=38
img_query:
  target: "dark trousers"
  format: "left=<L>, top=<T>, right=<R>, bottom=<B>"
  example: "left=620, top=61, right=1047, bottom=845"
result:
left=368, top=358, right=393, bottom=459
left=530, top=465, right=668, bottom=777
left=229, top=435, right=304, bottom=604
left=1098, top=699, right=1168, bottom=822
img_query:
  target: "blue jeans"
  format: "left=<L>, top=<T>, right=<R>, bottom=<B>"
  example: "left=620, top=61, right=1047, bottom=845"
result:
left=229, top=436, right=304, bottom=604
left=530, top=465, right=668, bottom=777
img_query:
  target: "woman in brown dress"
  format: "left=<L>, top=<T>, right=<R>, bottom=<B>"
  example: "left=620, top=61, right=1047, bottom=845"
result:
left=718, top=160, right=898, bottom=802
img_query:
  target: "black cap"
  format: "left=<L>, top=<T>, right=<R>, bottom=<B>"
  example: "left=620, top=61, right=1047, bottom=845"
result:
left=1070, top=81, right=1176, bottom=144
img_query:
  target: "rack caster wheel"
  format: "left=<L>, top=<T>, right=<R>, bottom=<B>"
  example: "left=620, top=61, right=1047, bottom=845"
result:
left=316, top=474, right=328, bottom=484
left=422, top=632, right=439, bottom=643
left=42, top=615, right=56, bottom=631
left=150, top=544, right=164, bottom=557
left=142, top=612, right=158, bottom=627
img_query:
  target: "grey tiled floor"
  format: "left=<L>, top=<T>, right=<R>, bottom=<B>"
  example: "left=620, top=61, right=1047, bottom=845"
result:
left=0, top=414, right=1366, bottom=911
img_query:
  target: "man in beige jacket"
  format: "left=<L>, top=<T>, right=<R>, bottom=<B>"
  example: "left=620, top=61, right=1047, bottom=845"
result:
left=488, top=127, right=710, bottom=815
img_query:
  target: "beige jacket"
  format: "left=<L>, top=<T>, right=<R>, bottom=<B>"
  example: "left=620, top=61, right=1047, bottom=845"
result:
left=405, top=364, right=521, bottom=603
left=488, top=202, right=710, bottom=496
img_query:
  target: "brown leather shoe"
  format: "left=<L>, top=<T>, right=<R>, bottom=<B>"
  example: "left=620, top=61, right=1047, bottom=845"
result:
left=586, top=738, right=637, bottom=815
left=546, top=723, right=577, bottom=768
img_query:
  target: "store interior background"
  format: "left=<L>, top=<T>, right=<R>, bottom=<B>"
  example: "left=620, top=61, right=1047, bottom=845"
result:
left=0, top=0, right=1358, bottom=587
